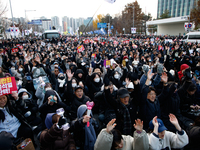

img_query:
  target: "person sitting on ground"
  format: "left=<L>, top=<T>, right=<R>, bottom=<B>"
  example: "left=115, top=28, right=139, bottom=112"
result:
left=148, top=114, right=189, bottom=150
left=40, top=112, right=76, bottom=150
left=94, top=118, right=149, bottom=150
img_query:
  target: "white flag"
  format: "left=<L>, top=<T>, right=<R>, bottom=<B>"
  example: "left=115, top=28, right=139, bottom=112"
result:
left=105, top=0, right=116, bottom=4
left=29, top=27, right=33, bottom=34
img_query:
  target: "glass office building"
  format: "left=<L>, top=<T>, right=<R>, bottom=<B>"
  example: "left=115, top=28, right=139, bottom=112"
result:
left=157, top=0, right=197, bottom=18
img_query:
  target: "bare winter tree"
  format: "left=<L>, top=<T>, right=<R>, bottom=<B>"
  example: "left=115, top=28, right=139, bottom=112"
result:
left=0, top=0, right=8, bottom=17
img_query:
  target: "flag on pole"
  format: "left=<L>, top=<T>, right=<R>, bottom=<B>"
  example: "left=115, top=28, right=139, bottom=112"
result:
left=28, top=27, right=32, bottom=34
left=105, top=0, right=116, bottom=4
left=22, top=30, right=24, bottom=37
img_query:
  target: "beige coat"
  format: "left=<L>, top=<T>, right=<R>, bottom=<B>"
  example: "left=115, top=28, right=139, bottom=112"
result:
left=94, top=129, right=149, bottom=150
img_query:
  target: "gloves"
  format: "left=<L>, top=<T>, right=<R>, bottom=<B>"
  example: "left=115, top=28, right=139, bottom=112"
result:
left=58, top=117, right=68, bottom=128
left=24, top=111, right=31, bottom=117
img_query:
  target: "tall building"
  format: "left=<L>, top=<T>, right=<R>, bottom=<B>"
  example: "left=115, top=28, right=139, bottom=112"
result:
left=70, top=18, right=75, bottom=32
left=62, top=16, right=70, bottom=32
left=157, top=0, right=197, bottom=18
left=79, top=18, right=84, bottom=26
left=51, top=16, right=60, bottom=30
left=41, top=16, right=51, bottom=31
left=84, top=17, right=93, bottom=26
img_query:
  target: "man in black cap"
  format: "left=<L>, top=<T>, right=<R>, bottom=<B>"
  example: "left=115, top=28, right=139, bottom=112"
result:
left=104, top=86, right=138, bottom=136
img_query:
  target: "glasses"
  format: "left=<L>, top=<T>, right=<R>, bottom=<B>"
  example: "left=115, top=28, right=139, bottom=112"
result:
left=149, top=93, right=156, bottom=96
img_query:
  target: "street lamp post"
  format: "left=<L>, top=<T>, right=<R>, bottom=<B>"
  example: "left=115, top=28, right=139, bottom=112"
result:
left=9, top=0, right=15, bottom=38
left=25, top=10, right=36, bottom=30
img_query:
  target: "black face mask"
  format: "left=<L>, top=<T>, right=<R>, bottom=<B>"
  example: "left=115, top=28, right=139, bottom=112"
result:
left=59, top=76, right=65, bottom=80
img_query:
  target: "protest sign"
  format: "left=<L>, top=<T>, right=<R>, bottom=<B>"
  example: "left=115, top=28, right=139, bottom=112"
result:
left=91, top=53, right=96, bottom=58
left=113, top=41, right=118, bottom=45
left=0, top=77, right=18, bottom=96
left=104, top=60, right=111, bottom=68
left=12, top=48, right=18, bottom=53
left=84, top=39, right=90, bottom=44
left=77, top=45, right=85, bottom=53
left=33, top=76, right=50, bottom=90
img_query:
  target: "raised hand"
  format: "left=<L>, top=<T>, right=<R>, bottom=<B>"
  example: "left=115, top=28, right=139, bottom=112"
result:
left=106, top=119, right=117, bottom=133
left=161, top=72, right=168, bottom=83
left=134, top=119, right=143, bottom=132
left=169, top=114, right=181, bottom=131
left=66, top=69, right=74, bottom=81
left=11, top=91, right=18, bottom=100
left=147, top=70, right=154, bottom=81
left=35, top=55, right=41, bottom=63
left=152, top=116, right=158, bottom=127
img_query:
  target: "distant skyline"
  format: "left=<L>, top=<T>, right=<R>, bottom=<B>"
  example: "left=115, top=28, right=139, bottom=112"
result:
left=2, top=0, right=158, bottom=25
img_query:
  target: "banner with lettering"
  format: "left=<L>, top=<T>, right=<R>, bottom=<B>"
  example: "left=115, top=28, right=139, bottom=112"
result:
left=0, top=77, right=18, bottom=96
left=12, top=48, right=18, bottom=53
left=84, top=39, right=90, bottom=44
left=77, top=45, right=85, bottom=53
left=104, top=60, right=111, bottom=68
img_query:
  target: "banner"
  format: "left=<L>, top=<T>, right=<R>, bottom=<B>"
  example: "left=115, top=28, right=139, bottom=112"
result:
left=101, top=42, right=105, bottom=45
left=158, top=45, right=163, bottom=50
left=123, top=40, right=129, bottom=44
left=104, top=60, right=111, bottom=68
left=131, top=27, right=136, bottom=34
left=77, top=45, right=85, bottom=53
left=84, top=39, right=90, bottom=44
left=0, top=77, right=18, bottom=96
left=12, top=48, right=18, bottom=53
left=33, top=76, right=50, bottom=90
left=19, top=46, right=23, bottom=49
left=113, top=41, right=118, bottom=45
left=91, top=54, right=96, bottom=58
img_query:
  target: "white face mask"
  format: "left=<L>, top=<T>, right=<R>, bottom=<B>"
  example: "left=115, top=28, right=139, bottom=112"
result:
left=149, top=80, right=152, bottom=85
left=114, top=74, right=120, bottom=79
left=19, top=68, right=23, bottom=72
left=94, top=78, right=100, bottom=83
left=43, top=64, right=46, bottom=67
left=54, top=65, right=59, bottom=68
left=125, top=59, right=128, bottom=62
left=45, top=87, right=52, bottom=91
left=22, top=95, right=29, bottom=100
left=72, top=83, right=77, bottom=88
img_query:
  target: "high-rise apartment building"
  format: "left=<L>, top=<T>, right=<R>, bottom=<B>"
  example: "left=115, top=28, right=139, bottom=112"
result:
left=84, top=17, right=93, bottom=26
left=62, top=16, right=70, bottom=32
left=51, top=16, right=60, bottom=30
left=40, top=16, right=51, bottom=31
left=157, top=0, right=197, bottom=18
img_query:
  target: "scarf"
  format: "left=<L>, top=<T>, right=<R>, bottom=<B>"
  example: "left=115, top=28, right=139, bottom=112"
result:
left=84, top=119, right=96, bottom=150
left=121, top=102, right=132, bottom=135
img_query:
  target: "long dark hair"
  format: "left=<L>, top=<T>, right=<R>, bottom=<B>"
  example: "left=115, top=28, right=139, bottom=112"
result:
left=111, top=129, right=123, bottom=150
left=0, top=95, right=13, bottom=122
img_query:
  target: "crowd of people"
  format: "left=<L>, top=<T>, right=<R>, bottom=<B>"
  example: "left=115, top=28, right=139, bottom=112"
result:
left=0, top=34, right=200, bottom=150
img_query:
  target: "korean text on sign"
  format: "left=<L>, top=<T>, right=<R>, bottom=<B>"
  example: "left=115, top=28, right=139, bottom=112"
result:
left=0, top=77, right=18, bottom=96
